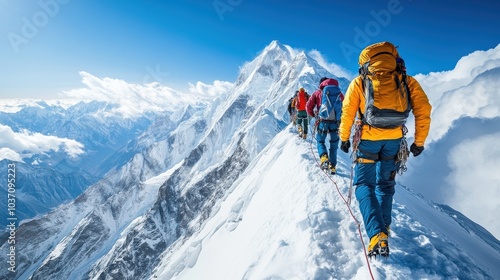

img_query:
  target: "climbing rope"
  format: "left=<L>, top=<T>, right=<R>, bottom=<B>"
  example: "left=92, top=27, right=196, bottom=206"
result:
left=308, top=120, right=375, bottom=280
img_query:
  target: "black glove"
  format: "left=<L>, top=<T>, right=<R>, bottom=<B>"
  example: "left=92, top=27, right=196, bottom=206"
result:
left=410, top=143, right=424, bottom=157
left=340, top=140, right=350, bottom=153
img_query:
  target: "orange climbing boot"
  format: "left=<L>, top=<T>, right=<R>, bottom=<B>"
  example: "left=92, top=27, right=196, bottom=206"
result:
left=367, top=232, right=389, bottom=258
left=320, top=154, right=329, bottom=170
left=328, top=163, right=336, bottom=175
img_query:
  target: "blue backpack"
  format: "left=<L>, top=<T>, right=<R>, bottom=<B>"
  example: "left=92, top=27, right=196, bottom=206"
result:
left=318, top=80, right=343, bottom=121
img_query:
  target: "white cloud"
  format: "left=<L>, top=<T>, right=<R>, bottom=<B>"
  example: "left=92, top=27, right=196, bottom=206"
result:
left=188, top=80, right=233, bottom=98
left=0, top=148, right=23, bottom=162
left=402, top=44, right=500, bottom=240
left=64, top=72, right=199, bottom=118
left=415, top=43, right=500, bottom=106
left=0, top=99, right=80, bottom=114
left=425, top=67, right=500, bottom=142
left=0, top=124, right=84, bottom=159
left=446, top=133, right=500, bottom=239
left=307, top=49, right=355, bottom=80
left=409, top=44, right=500, bottom=143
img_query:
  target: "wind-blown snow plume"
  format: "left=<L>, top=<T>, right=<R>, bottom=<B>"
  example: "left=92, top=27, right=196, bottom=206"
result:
left=308, top=49, right=356, bottom=80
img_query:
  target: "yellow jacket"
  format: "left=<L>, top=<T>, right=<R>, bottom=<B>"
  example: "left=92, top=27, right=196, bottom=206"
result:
left=339, top=75, right=432, bottom=146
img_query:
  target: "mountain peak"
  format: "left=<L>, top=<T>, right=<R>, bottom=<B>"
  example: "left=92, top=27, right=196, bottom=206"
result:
left=266, top=40, right=287, bottom=51
left=261, top=40, right=293, bottom=58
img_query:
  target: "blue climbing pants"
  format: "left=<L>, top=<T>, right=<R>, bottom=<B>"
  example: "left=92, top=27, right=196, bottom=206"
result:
left=354, top=139, right=400, bottom=239
left=316, top=121, right=340, bottom=167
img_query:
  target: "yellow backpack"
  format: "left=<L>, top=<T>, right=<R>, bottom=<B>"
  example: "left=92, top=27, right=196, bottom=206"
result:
left=358, top=41, right=411, bottom=129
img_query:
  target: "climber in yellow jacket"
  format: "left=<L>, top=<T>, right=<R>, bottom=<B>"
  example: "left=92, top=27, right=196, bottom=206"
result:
left=339, top=41, right=432, bottom=258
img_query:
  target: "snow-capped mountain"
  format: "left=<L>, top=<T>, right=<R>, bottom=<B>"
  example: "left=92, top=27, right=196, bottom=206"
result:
left=0, top=76, right=219, bottom=229
left=0, top=160, right=94, bottom=223
left=0, top=99, right=174, bottom=228
left=1, top=41, right=499, bottom=280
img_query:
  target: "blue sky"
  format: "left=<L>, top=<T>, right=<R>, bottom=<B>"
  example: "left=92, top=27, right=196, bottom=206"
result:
left=1, top=0, right=499, bottom=99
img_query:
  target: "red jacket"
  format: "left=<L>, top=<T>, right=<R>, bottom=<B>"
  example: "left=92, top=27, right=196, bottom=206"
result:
left=306, top=89, right=322, bottom=117
left=306, top=78, right=343, bottom=117
left=296, top=90, right=309, bottom=111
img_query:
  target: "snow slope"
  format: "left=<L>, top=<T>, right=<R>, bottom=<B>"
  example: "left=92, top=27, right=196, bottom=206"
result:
left=154, top=126, right=500, bottom=280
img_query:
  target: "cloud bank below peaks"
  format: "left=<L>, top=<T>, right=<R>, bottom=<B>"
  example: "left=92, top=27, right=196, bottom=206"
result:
left=64, top=72, right=231, bottom=119
left=188, top=80, right=234, bottom=97
left=412, top=43, right=500, bottom=143
left=401, top=43, right=500, bottom=239
left=415, top=43, right=500, bottom=105
left=446, top=132, right=500, bottom=239
left=0, top=124, right=84, bottom=162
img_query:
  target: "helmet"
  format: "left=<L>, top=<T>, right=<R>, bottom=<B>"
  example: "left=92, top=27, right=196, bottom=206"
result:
left=319, top=77, right=328, bottom=85
left=299, top=87, right=305, bottom=92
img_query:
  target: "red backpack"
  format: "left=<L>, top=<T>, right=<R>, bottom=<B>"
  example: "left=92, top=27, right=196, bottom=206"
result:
left=296, top=88, right=309, bottom=111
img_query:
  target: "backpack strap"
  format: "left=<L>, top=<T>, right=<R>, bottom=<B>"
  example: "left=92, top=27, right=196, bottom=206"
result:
left=394, top=72, right=412, bottom=113
left=358, top=63, right=372, bottom=125
left=401, top=72, right=412, bottom=110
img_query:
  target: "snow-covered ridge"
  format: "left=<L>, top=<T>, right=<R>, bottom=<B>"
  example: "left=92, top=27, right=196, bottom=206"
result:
left=0, top=40, right=499, bottom=279
left=154, top=128, right=500, bottom=279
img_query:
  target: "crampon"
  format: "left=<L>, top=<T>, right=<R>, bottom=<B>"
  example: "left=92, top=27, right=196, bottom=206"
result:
left=367, top=232, right=389, bottom=259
